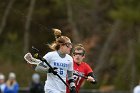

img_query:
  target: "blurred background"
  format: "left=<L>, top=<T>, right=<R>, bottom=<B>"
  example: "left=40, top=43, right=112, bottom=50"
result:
left=0, top=0, right=140, bottom=93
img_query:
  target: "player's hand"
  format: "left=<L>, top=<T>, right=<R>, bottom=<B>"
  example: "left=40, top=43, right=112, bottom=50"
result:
left=87, top=76, right=97, bottom=84
left=87, top=76, right=95, bottom=81
left=70, top=86, right=76, bottom=93
left=48, top=67, right=58, bottom=75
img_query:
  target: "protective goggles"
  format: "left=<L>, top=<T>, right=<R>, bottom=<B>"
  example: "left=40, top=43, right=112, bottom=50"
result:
left=64, top=43, right=73, bottom=48
left=73, top=52, right=84, bottom=56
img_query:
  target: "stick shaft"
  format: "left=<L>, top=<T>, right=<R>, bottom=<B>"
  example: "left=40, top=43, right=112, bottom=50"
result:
left=73, top=73, right=88, bottom=79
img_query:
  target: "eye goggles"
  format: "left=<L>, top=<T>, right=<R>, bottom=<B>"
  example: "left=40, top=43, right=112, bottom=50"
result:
left=64, top=43, right=73, bottom=48
left=73, top=52, right=84, bottom=56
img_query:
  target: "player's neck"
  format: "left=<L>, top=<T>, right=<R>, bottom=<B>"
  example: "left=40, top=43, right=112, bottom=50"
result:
left=74, top=61, right=81, bottom=65
left=57, top=50, right=66, bottom=58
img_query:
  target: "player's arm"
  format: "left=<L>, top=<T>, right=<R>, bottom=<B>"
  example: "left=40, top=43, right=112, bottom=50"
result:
left=34, top=60, right=58, bottom=74
left=87, top=72, right=97, bottom=84
left=85, top=63, right=97, bottom=84
left=35, top=62, right=49, bottom=73
left=67, top=70, right=75, bottom=87
left=67, top=70, right=76, bottom=93
left=67, top=57, right=75, bottom=87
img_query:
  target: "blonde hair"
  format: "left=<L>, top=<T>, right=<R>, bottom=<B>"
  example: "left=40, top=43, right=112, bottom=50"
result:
left=48, top=29, right=71, bottom=50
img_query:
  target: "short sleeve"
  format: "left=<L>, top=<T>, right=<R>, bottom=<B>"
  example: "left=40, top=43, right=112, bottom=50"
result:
left=43, top=52, right=52, bottom=66
left=85, top=63, right=93, bottom=74
left=67, top=56, right=73, bottom=71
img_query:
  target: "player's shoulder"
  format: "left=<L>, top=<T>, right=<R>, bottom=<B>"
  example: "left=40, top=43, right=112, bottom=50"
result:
left=66, top=54, right=72, bottom=58
left=66, top=54, right=73, bottom=60
left=43, top=51, right=57, bottom=58
left=46, top=51, right=57, bottom=55
left=81, top=62, right=90, bottom=66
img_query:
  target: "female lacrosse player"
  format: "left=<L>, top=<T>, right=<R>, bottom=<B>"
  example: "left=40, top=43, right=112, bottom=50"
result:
left=67, top=44, right=97, bottom=93
left=24, top=29, right=76, bottom=93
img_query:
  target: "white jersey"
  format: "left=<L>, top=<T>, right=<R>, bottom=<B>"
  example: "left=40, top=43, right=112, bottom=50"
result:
left=133, top=85, right=140, bottom=93
left=43, top=51, right=73, bottom=92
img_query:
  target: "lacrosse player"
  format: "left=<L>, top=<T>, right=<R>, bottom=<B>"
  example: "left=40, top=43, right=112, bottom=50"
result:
left=24, top=29, right=76, bottom=93
left=67, top=44, right=97, bottom=93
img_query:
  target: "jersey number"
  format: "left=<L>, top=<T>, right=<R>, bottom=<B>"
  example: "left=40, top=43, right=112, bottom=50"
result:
left=59, top=68, right=63, bottom=75
left=74, top=75, right=82, bottom=85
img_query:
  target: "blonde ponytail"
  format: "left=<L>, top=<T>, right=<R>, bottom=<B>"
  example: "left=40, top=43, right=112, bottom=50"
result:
left=48, top=28, right=71, bottom=50
left=53, top=28, right=62, bottom=39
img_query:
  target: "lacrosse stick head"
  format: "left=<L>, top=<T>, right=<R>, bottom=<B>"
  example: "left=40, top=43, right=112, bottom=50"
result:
left=24, top=53, right=41, bottom=65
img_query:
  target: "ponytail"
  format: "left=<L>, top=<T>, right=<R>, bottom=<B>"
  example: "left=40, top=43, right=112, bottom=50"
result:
left=48, top=28, right=71, bottom=50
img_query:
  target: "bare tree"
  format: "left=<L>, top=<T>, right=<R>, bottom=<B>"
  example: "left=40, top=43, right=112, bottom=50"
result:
left=0, top=0, right=15, bottom=35
left=66, top=0, right=80, bottom=43
left=128, top=39, right=135, bottom=92
left=24, top=0, right=36, bottom=54
left=94, top=20, right=122, bottom=77
left=127, top=24, right=136, bottom=92
left=91, top=0, right=112, bottom=33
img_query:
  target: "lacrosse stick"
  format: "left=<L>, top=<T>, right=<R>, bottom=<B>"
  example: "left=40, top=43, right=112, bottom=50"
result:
left=73, top=73, right=88, bottom=79
left=74, top=72, right=96, bottom=84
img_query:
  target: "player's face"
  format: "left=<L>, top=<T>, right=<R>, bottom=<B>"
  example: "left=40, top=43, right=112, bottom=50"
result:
left=73, top=50, right=85, bottom=64
left=61, top=42, right=73, bottom=54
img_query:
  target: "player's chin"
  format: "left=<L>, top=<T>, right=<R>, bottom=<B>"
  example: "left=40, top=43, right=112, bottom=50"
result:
left=66, top=51, right=70, bottom=54
left=66, top=49, right=70, bottom=53
left=67, top=51, right=70, bottom=54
